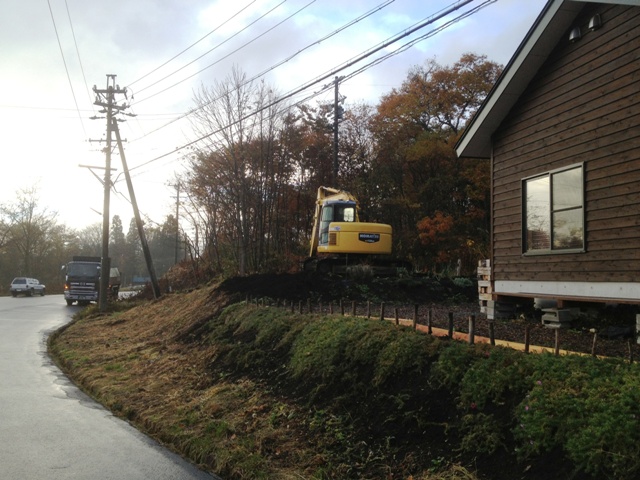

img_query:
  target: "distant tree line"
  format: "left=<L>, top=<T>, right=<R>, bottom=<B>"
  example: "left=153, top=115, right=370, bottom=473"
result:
left=0, top=187, right=180, bottom=294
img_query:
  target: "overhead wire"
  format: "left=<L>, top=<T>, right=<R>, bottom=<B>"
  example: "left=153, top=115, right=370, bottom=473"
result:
left=133, top=0, right=290, bottom=99
left=120, top=0, right=297, bottom=151
left=45, top=0, right=86, bottom=136
left=128, top=0, right=396, bottom=143
left=304, top=0, right=499, bottom=103
left=127, top=0, right=480, bottom=174
left=128, top=0, right=260, bottom=89
left=268, top=0, right=493, bottom=113
left=134, top=0, right=317, bottom=105
left=256, top=0, right=498, bottom=124
left=64, top=0, right=94, bottom=115
left=281, top=0, right=480, bottom=106
left=362, top=3, right=503, bottom=99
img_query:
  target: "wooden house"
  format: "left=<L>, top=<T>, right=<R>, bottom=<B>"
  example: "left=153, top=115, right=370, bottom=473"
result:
left=456, top=0, right=640, bottom=320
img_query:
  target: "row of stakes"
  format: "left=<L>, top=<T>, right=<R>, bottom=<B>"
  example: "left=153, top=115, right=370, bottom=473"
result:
left=245, top=295, right=634, bottom=361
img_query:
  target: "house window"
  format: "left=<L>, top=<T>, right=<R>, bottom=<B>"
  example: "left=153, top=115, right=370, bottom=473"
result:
left=523, top=164, right=584, bottom=253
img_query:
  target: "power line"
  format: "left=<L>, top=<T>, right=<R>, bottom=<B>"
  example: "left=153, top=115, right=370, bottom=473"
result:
left=128, top=0, right=396, bottom=142
left=291, top=0, right=498, bottom=117
left=128, top=0, right=260, bottom=89
left=290, top=0, right=497, bottom=116
left=128, top=0, right=479, bottom=174
left=134, top=0, right=295, bottom=101
left=64, top=0, right=94, bottom=115
left=0, top=104, right=95, bottom=112
left=339, top=1, right=498, bottom=88
left=46, top=0, right=86, bottom=136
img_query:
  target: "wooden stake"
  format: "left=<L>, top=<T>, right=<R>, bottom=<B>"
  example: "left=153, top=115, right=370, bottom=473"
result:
left=488, top=320, right=495, bottom=346
left=427, top=309, right=433, bottom=335
left=468, top=315, right=475, bottom=345
left=413, top=305, right=418, bottom=330
left=367, top=301, right=371, bottom=319
left=448, top=312, right=454, bottom=338
left=352, top=301, right=356, bottom=317
left=394, top=308, right=399, bottom=326
left=380, top=302, right=385, bottom=321
left=591, top=332, right=598, bottom=357
left=554, top=329, right=560, bottom=356
left=524, top=324, right=530, bottom=354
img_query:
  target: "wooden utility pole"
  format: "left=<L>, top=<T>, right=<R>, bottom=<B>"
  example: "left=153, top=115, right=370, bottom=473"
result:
left=92, top=74, right=126, bottom=312
left=332, top=76, right=344, bottom=186
left=92, top=73, right=162, bottom=306
left=173, top=182, right=180, bottom=265
left=112, top=119, right=162, bottom=300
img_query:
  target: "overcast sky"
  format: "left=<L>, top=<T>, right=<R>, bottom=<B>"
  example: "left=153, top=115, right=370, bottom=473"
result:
left=0, top=0, right=547, bottom=232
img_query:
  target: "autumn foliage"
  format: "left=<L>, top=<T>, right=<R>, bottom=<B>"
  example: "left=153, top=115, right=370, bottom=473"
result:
left=182, top=55, right=500, bottom=276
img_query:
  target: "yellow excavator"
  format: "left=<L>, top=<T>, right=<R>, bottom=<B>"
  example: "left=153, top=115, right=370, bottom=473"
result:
left=304, top=186, right=410, bottom=274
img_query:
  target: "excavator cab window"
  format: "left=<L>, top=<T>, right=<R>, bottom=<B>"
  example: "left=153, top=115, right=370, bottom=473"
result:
left=335, top=205, right=355, bottom=222
left=319, top=202, right=356, bottom=245
left=319, top=206, right=333, bottom=245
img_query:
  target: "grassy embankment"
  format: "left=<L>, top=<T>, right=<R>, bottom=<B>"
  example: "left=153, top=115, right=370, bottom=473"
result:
left=48, top=283, right=640, bottom=480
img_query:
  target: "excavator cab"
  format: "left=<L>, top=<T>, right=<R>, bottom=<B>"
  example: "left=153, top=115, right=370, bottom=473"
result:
left=319, top=200, right=357, bottom=246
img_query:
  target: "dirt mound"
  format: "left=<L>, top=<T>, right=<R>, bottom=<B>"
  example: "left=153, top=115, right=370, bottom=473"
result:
left=217, top=272, right=333, bottom=302
left=217, top=272, right=477, bottom=305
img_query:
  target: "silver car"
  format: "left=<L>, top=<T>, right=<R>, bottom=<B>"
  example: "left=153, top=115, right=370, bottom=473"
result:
left=10, top=277, right=46, bottom=297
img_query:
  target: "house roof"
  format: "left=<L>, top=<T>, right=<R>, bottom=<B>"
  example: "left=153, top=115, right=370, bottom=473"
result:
left=455, top=0, right=639, bottom=159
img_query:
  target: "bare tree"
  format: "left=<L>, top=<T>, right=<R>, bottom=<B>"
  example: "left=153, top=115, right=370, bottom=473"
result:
left=0, top=186, right=58, bottom=276
left=187, top=66, right=290, bottom=275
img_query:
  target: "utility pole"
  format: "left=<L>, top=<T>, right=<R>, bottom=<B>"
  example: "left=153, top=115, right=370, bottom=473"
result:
left=92, top=75, right=127, bottom=312
left=173, top=182, right=180, bottom=265
left=332, top=76, right=344, bottom=187
left=92, top=73, right=162, bottom=307
left=112, top=120, right=162, bottom=299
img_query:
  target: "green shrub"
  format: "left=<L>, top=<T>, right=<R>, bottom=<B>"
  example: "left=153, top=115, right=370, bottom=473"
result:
left=208, top=303, right=640, bottom=479
left=430, top=340, right=481, bottom=389
left=458, top=346, right=536, bottom=410
left=513, top=356, right=640, bottom=479
left=373, top=330, right=440, bottom=387
left=459, top=412, right=503, bottom=454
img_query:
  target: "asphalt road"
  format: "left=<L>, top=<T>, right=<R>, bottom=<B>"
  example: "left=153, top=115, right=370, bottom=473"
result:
left=0, top=294, right=218, bottom=480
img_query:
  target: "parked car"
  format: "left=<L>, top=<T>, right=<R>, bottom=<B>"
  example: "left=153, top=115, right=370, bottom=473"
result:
left=10, top=277, right=46, bottom=297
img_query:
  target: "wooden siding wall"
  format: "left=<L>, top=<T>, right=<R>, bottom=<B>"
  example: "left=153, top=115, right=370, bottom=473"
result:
left=491, top=3, right=640, bottom=284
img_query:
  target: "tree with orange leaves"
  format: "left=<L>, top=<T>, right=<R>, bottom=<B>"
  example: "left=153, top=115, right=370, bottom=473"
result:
left=369, top=54, right=500, bottom=274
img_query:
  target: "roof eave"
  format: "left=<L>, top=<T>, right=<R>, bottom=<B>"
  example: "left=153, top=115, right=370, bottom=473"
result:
left=456, top=0, right=585, bottom=159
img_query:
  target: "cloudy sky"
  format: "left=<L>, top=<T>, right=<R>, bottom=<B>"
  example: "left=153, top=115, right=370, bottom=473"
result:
left=1, top=0, right=547, bottom=232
